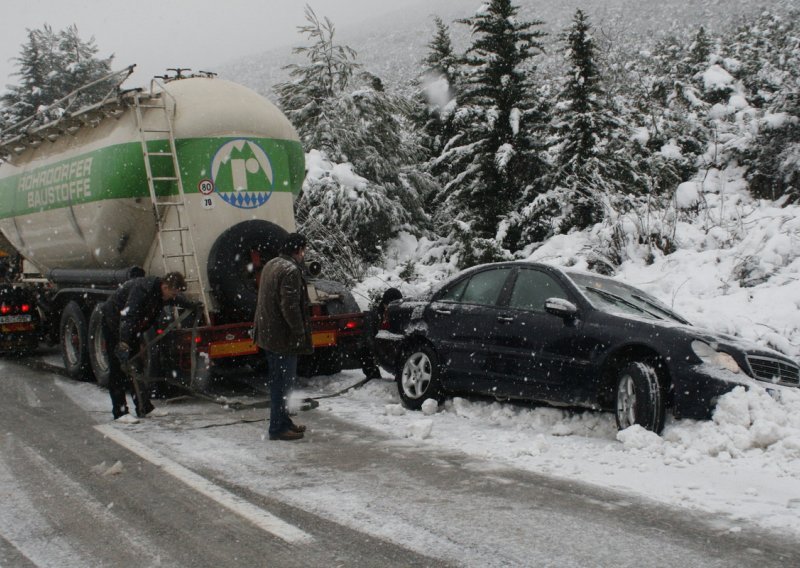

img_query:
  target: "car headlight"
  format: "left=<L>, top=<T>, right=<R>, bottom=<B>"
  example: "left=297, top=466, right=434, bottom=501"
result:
left=691, top=340, right=742, bottom=374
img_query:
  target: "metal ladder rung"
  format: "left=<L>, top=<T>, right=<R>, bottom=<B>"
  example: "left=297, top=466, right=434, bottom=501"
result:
left=133, top=87, right=209, bottom=324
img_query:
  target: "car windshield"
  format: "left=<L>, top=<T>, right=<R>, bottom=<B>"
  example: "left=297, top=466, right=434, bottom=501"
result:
left=566, top=272, right=689, bottom=324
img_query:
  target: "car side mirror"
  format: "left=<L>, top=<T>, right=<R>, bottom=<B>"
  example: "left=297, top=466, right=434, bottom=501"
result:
left=545, top=297, right=578, bottom=319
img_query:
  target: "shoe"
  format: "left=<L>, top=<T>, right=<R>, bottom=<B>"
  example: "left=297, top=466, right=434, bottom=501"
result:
left=136, top=400, right=155, bottom=418
left=112, top=406, right=129, bottom=420
left=289, top=422, right=306, bottom=433
left=269, top=429, right=304, bottom=441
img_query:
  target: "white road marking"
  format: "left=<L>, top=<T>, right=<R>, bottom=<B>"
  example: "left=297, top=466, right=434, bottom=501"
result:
left=94, top=424, right=313, bottom=544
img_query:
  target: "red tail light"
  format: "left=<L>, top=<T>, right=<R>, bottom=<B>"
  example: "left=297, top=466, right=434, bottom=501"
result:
left=344, top=320, right=359, bottom=330
left=21, top=304, right=30, bottom=313
left=0, top=304, right=10, bottom=315
left=195, top=335, right=202, bottom=344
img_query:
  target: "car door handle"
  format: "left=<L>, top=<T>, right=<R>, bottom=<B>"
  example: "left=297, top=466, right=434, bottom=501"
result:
left=434, top=308, right=452, bottom=315
left=496, top=316, right=514, bottom=323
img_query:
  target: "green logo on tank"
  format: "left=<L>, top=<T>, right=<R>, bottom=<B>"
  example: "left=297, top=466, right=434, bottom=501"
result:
left=210, top=139, right=274, bottom=209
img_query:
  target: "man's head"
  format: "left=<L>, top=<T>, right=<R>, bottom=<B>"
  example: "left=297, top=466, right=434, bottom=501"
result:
left=281, top=232, right=307, bottom=262
left=161, top=271, right=187, bottom=300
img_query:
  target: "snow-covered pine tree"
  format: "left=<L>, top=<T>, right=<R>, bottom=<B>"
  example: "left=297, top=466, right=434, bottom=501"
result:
left=1, top=24, right=113, bottom=126
left=416, top=16, right=460, bottom=161
left=434, top=0, right=548, bottom=265
left=275, top=6, right=429, bottom=273
left=523, top=9, right=631, bottom=240
left=725, top=10, right=800, bottom=203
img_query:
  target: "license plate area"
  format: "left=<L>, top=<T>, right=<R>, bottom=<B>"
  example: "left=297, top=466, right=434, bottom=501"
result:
left=0, top=314, right=31, bottom=324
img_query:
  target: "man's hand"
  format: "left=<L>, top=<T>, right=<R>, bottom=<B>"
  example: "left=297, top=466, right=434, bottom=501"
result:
left=115, top=342, right=131, bottom=364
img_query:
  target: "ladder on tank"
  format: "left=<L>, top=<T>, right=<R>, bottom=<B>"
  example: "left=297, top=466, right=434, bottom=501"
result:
left=132, top=87, right=210, bottom=323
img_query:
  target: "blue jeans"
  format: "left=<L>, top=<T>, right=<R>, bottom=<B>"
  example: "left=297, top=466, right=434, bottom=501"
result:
left=265, top=350, right=297, bottom=436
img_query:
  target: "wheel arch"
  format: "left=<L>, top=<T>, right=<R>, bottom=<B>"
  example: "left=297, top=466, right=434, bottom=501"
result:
left=600, top=344, right=673, bottom=410
left=395, top=334, right=437, bottom=370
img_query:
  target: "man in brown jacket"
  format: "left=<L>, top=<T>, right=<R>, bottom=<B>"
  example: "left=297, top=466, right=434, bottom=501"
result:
left=254, top=233, right=313, bottom=441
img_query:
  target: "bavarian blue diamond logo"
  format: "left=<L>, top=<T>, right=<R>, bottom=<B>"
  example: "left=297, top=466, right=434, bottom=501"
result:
left=210, top=139, right=274, bottom=209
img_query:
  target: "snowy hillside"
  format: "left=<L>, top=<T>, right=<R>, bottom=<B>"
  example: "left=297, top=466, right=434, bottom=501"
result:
left=338, top=163, right=800, bottom=539
left=218, top=0, right=793, bottom=97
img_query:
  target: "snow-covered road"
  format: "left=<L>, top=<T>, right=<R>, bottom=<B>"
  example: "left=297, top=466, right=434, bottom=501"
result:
left=20, top=360, right=798, bottom=566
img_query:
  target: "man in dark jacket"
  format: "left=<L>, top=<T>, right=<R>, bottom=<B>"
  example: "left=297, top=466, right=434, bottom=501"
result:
left=254, top=233, right=312, bottom=441
left=100, top=272, right=187, bottom=420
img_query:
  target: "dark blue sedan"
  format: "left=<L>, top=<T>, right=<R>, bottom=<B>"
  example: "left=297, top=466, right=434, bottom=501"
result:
left=375, top=262, right=799, bottom=433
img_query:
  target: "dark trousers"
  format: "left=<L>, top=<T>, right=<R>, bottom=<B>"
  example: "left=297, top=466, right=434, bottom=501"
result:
left=101, top=310, right=149, bottom=418
left=265, top=350, right=297, bottom=436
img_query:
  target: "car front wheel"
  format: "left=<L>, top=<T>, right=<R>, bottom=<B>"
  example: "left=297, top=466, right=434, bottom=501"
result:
left=615, top=361, right=666, bottom=433
left=397, top=345, right=444, bottom=410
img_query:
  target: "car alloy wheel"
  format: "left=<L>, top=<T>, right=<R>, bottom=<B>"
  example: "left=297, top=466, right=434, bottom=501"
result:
left=614, top=361, right=665, bottom=434
left=616, top=373, right=637, bottom=429
left=401, top=351, right=432, bottom=399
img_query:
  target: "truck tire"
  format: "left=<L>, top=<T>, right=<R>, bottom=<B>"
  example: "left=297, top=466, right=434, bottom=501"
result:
left=207, top=220, right=287, bottom=323
left=60, top=301, right=93, bottom=381
left=88, top=306, right=111, bottom=388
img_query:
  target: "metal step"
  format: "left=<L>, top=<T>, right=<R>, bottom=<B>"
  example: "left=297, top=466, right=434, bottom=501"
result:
left=133, top=86, right=209, bottom=324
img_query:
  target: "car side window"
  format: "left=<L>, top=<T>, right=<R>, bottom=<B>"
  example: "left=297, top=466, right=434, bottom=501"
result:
left=437, top=278, right=469, bottom=303
left=509, top=269, right=568, bottom=312
left=460, top=268, right=512, bottom=306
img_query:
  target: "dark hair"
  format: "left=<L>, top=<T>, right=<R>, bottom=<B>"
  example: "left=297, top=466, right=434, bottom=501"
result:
left=281, top=232, right=307, bottom=255
left=163, top=271, right=187, bottom=291
left=380, top=287, right=402, bottom=307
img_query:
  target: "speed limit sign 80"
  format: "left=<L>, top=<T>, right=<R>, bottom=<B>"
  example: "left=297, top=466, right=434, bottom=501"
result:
left=198, top=179, right=214, bottom=195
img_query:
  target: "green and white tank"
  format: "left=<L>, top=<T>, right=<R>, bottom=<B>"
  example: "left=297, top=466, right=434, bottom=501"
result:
left=0, top=76, right=305, bottom=311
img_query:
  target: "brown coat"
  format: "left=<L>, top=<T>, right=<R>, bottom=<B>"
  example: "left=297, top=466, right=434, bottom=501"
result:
left=253, top=254, right=313, bottom=355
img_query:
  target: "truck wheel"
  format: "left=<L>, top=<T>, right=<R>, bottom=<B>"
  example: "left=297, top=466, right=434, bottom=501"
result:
left=207, top=220, right=287, bottom=323
left=60, top=301, right=93, bottom=381
left=88, top=307, right=111, bottom=388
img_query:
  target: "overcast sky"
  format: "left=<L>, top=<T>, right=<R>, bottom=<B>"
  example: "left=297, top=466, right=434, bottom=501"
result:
left=0, top=0, right=413, bottom=90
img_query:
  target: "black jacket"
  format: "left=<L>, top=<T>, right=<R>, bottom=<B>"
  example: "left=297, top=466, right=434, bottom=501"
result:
left=100, top=276, right=170, bottom=346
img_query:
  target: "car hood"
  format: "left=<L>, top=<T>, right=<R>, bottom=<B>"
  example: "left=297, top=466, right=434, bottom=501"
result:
left=636, top=316, right=797, bottom=363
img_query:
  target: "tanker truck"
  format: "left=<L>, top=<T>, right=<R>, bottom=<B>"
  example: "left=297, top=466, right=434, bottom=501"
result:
left=0, top=66, right=367, bottom=387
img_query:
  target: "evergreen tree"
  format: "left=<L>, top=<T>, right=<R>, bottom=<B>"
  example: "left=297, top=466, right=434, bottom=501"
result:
left=275, top=6, right=430, bottom=269
left=727, top=10, right=800, bottom=203
left=1, top=24, right=113, bottom=125
left=435, top=0, right=548, bottom=262
left=417, top=16, right=460, bottom=160
left=688, top=26, right=711, bottom=70
left=526, top=10, right=632, bottom=239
